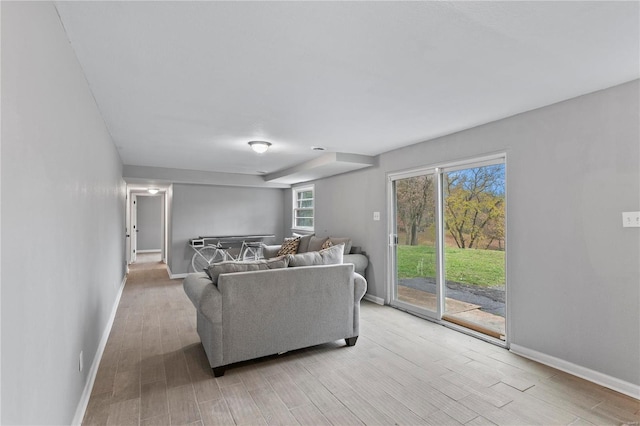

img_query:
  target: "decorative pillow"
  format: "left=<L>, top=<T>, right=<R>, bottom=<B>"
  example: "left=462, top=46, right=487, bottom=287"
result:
left=327, top=237, right=352, bottom=255
left=276, top=237, right=300, bottom=256
left=286, top=251, right=322, bottom=267
left=307, top=236, right=329, bottom=252
left=293, top=233, right=315, bottom=253
left=321, top=239, right=333, bottom=250
left=320, top=243, right=344, bottom=265
left=205, top=256, right=289, bottom=285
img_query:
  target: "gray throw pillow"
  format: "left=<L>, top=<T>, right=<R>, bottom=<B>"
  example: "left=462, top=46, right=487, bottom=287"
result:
left=293, top=232, right=315, bottom=253
left=205, top=256, right=289, bottom=285
left=287, top=243, right=344, bottom=267
left=286, top=251, right=322, bottom=267
left=320, top=243, right=344, bottom=265
left=307, top=236, right=329, bottom=252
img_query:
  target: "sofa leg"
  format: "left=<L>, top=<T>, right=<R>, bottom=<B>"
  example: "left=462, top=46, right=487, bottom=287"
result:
left=345, top=336, right=358, bottom=346
left=212, top=367, right=225, bottom=377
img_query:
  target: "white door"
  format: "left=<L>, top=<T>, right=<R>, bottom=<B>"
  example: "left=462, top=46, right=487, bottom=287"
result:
left=125, top=191, right=131, bottom=265
left=131, top=194, right=138, bottom=263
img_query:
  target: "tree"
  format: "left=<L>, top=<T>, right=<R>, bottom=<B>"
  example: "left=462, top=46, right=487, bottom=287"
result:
left=444, top=165, right=505, bottom=249
left=396, top=176, right=435, bottom=245
left=483, top=196, right=505, bottom=250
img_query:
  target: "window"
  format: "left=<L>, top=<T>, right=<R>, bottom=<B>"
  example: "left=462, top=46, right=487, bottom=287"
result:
left=293, top=185, right=314, bottom=231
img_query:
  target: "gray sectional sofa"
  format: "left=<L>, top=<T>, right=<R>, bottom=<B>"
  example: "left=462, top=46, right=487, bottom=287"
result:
left=262, top=234, right=369, bottom=275
left=183, top=261, right=367, bottom=376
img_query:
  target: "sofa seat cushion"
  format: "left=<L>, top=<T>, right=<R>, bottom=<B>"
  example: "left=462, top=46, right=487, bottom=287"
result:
left=205, top=256, right=289, bottom=284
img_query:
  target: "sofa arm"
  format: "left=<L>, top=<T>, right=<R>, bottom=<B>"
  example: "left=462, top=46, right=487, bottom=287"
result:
left=352, top=272, right=367, bottom=339
left=344, top=253, right=368, bottom=276
left=354, top=272, right=367, bottom=301
left=183, top=272, right=222, bottom=324
left=262, top=244, right=281, bottom=259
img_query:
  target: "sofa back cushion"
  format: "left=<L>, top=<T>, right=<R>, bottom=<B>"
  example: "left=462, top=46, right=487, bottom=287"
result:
left=219, top=263, right=356, bottom=364
left=205, top=256, right=289, bottom=285
left=308, top=236, right=353, bottom=254
left=327, top=237, right=352, bottom=255
left=293, top=233, right=314, bottom=253
left=308, top=236, right=328, bottom=252
left=321, top=243, right=345, bottom=264
left=287, top=250, right=322, bottom=267
left=287, top=243, right=344, bottom=267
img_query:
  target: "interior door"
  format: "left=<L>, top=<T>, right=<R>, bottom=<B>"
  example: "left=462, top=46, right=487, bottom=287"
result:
left=131, top=194, right=138, bottom=263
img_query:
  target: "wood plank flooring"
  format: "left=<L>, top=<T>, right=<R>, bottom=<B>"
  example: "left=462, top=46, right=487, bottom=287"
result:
left=83, top=260, right=639, bottom=425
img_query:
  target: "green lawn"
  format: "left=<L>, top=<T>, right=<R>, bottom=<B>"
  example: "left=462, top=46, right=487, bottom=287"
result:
left=397, top=245, right=505, bottom=287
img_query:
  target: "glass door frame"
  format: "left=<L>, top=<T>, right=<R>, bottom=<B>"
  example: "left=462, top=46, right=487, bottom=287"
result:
left=387, top=153, right=508, bottom=345
left=387, top=166, right=443, bottom=321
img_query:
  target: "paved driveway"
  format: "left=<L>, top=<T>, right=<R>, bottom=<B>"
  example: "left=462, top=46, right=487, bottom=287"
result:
left=400, top=277, right=505, bottom=316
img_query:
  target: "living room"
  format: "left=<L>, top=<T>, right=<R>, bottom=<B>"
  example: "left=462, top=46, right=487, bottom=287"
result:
left=1, top=1, right=639, bottom=425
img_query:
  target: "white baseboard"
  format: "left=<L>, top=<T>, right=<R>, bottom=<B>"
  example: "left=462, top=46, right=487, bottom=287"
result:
left=363, top=293, right=384, bottom=305
left=137, top=249, right=161, bottom=253
left=510, top=343, right=640, bottom=399
left=72, top=274, right=127, bottom=425
left=167, top=264, right=188, bottom=279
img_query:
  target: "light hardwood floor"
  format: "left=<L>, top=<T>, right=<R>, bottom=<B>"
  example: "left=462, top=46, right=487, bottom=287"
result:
left=83, top=260, right=639, bottom=425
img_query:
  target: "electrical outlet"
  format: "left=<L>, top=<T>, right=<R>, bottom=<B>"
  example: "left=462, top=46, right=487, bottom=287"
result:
left=373, top=211, right=380, bottom=221
left=622, top=211, right=640, bottom=228
left=79, top=351, right=84, bottom=372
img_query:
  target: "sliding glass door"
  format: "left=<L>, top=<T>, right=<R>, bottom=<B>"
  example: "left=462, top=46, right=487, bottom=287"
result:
left=442, top=163, right=506, bottom=340
left=389, top=156, right=506, bottom=342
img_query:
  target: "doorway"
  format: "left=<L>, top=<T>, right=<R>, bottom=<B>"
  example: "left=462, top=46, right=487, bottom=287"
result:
left=389, top=155, right=506, bottom=343
left=127, top=188, right=168, bottom=265
left=135, top=194, right=163, bottom=260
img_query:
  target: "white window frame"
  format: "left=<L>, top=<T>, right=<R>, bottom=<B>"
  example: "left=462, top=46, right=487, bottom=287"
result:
left=292, top=184, right=314, bottom=232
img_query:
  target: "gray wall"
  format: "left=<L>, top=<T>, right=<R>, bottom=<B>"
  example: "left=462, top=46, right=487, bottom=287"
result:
left=1, top=2, right=126, bottom=424
left=311, top=80, right=639, bottom=388
left=137, top=195, right=163, bottom=251
left=169, top=184, right=285, bottom=274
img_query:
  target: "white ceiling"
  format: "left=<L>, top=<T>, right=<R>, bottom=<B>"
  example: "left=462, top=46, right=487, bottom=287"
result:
left=55, top=1, right=639, bottom=178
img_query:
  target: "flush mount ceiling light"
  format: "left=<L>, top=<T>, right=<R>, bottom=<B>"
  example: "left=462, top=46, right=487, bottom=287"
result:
left=147, top=188, right=159, bottom=195
left=248, top=141, right=272, bottom=154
